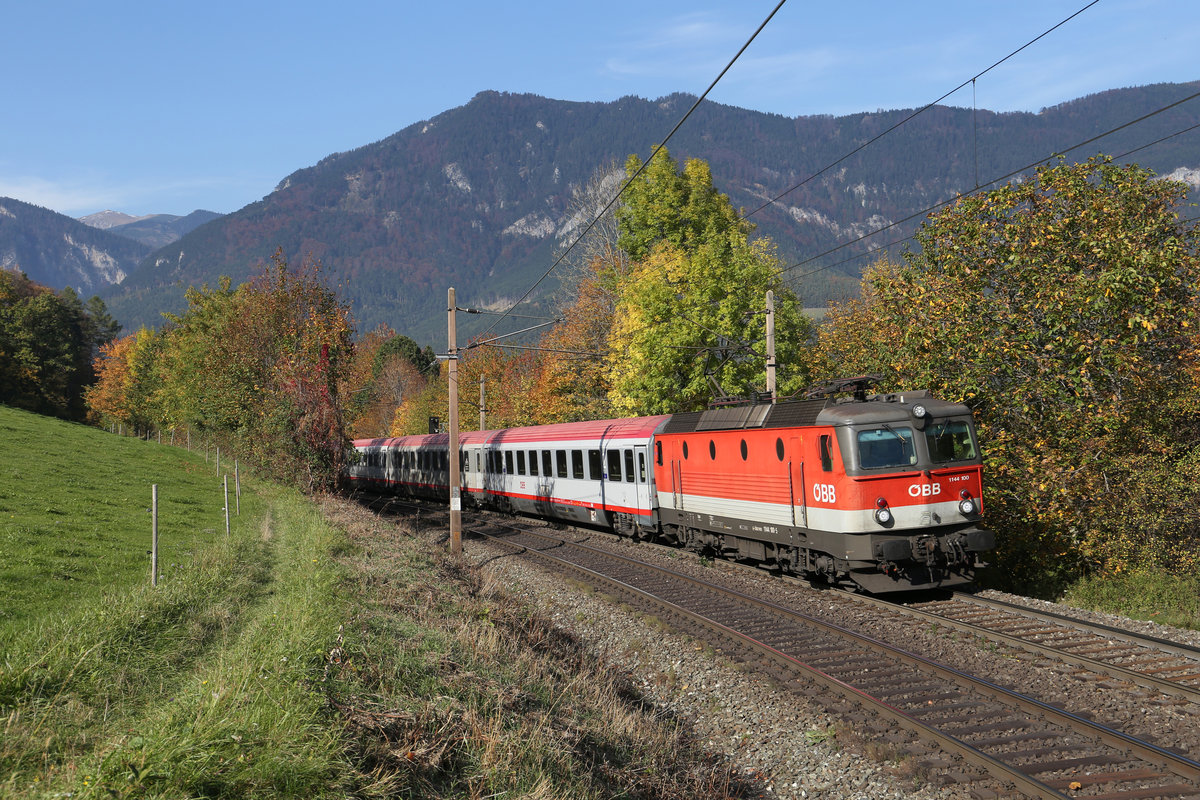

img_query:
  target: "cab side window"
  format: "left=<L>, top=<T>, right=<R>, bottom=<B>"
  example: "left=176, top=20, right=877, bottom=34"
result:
left=819, top=435, right=834, bottom=472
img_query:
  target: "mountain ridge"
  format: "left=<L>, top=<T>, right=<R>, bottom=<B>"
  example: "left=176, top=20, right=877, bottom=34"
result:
left=0, top=198, right=152, bottom=293
left=8, top=82, right=1199, bottom=344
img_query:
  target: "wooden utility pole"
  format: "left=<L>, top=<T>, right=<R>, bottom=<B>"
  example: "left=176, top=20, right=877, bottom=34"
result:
left=766, top=289, right=776, bottom=403
left=448, top=288, right=462, bottom=557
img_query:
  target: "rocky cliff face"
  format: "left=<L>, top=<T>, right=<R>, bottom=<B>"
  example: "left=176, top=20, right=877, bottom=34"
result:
left=0, top=198, right=150, bottom=294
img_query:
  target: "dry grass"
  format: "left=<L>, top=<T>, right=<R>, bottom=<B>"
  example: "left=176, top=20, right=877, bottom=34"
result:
left=321, top=495, right=756, bottom=799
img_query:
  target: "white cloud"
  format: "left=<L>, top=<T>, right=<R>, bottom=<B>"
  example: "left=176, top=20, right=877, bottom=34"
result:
left=0, top=171, right=251, bottom=217
left=0, top=175, right=123, bottom=217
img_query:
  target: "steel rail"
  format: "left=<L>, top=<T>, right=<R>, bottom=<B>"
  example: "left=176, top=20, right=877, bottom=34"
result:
left=826, top=591, right=1200, bottom=704
left=480, top=527, right=1065, bottom=799
left=950, top=592, right=1200, bottom=662
left=478, top=524, right=1200, bottom=798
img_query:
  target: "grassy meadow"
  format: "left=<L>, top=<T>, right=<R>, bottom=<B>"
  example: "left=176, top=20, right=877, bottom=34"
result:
left=0, top=405, right=747, bottom=799
left=7, top=401, right=1189, bottom=799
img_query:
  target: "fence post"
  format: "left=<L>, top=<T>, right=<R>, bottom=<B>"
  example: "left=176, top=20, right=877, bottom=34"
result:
left=151, top=484, right=159, bottom=587
left=224, top=475, right=230, bottom=537
left=235, top=460, right=241, bottom=515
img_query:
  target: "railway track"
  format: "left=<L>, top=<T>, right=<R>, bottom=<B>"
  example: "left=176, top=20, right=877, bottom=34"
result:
left=471, top=519, right=1200, bottom=800
left=893, top=593, right=1200, bottom=705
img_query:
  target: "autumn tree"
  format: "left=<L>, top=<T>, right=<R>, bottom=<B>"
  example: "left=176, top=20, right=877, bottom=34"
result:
left=814, top=156, right=1200, bottom=591
left=531, top=165, right=630, bottom=422
left=228, top=250, right=354, bottom=490
left=84, top=334, right=137, bottom=427
left=344, top=325, right=436, bottom=438
left=86, top=251, right=354, bottom=491
left=616, top=148, right=749, bottom=261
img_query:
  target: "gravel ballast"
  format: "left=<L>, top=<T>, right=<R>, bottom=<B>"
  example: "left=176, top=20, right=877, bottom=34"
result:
left=465, top=528, right=1200, bottom=799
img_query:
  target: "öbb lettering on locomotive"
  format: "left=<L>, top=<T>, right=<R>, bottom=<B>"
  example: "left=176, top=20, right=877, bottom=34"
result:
left=346, top=384, right=995, bottom=593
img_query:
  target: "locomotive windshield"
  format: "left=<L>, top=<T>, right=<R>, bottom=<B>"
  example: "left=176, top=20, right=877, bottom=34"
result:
left=856, top=427, right=917, bottom=469
left=924, top=419, right=978, bottom=463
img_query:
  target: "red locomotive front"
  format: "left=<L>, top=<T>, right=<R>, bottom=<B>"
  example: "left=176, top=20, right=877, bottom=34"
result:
left=652, top=387, right=994, bottom=592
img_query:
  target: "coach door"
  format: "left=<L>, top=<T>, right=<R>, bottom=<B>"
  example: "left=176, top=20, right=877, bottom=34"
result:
left=632, top=447, right=652, bottom=515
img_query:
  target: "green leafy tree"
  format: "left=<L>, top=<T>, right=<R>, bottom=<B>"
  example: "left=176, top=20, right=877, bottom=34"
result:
left=616, top=148, right=750, bottom=262
left=607, top=149, right=812, bottom=414
left=0, top=270, right=115, bottom=420
left=814, top=156, right=1200, bottom=591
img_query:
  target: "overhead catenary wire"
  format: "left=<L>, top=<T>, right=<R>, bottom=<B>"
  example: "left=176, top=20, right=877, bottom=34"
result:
left=741, top=0, right=1101, bottom=221
left=783, top=89, right=1200, bottom=283
left=480, top=0, right=1106, bottom=355
left=769, top=114, right=1200, bottom=285
left=473, top=0, right=788, bottom=347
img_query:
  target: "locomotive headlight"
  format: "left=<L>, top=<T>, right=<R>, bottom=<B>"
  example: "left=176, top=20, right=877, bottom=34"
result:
left=958, top=490, right=977, bottom=516
left=874, top=497, right=893, bottom=525
left=911, top=403, right=928, bottom=419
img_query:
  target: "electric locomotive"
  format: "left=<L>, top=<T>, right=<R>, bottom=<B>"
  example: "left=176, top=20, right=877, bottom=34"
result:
left=653, top=383, right=993, bottom=592
left=345, top=381, right=994, bottom=592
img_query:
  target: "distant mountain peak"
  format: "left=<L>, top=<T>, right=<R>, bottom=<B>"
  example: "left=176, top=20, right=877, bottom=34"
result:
left=79, top=210, right=152, bottom=229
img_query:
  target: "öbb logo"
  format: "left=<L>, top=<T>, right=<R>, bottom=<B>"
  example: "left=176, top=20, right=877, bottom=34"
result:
left=908, top=483, right=942, bottom=498
left=812, top=484, right=837, bottom=503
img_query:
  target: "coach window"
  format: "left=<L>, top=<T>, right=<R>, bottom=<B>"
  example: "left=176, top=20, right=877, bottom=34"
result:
left=655, top=441, right=663, bottom=465
left=504, top=451, right=513, bottom=475
left=529, top=450, right=539, bottom=476
left=556, top=450, right=568, bottom=478
left=588, top=449, right=602, bottom=480
left=607, top=450, right=622, bottom=481
left=543, top=450, right=553, bottom=477
left=623, top=449, right=634, bottom=482
left=638, top=452, right=647, bottom=482
left=516, top=451, right=526, bottom=475
left=571, top=450, right=584, bottom=479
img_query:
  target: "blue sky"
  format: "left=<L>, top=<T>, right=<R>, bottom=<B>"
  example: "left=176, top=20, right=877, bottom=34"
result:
left=3, top=0, right=1197, bottom=218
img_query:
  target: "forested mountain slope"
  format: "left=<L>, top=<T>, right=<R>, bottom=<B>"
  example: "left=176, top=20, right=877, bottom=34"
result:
left=101, top=82, right=1200, bottom=343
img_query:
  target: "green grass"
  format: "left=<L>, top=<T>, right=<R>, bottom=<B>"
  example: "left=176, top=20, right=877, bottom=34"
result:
left=1061, top=571, right=1200, bottom=632
left=1, top=404, right=747, bottom=799
left=0, top=406, right=229, bottom=628
left=0, top=405, right=349, bottom=798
